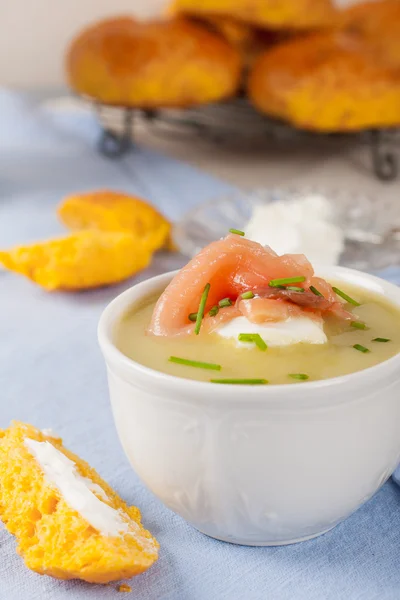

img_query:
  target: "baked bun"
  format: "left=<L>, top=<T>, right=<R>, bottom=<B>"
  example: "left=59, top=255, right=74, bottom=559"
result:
left=192, top=16, right=290, bottom=68
left=66, top=16, right=241, bottom=108
left=170, top=0, right=336, bottom=31
left=167, top=0, right=280, bottom=68
left=0, top=422, right=158, bottom=583
left=338, top=0, right=400, bottom=68
left=248, top=32, right=400, bottom=132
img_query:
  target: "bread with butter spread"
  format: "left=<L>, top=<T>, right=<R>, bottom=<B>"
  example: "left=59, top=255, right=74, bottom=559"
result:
left=0, top=422, right=158, bottom=584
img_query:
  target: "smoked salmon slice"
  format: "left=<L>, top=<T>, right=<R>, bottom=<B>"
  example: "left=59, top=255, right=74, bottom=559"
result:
left=238, top=298, right=305, bottom=324
left=148, top=234, right=350, bottom=337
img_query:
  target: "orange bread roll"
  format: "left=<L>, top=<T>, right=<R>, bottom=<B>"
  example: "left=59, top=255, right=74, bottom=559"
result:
left=0, top=422, right=158, bottom=583
left=170, top=0, right=336, bottom=31
left=58, top=190, right=172, bottom=252
left=338, top=0, right=400, bottom=69
left=166, top=1, right=278, bottom=67
left=248, top=32, right=400, bottom=132
left=66, top=16, right=241, bottom=108
left=0, top=230, right=154, bottom=291
left=193, top=16, right=289, bottom=68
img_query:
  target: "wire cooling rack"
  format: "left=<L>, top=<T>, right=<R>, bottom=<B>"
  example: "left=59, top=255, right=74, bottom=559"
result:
left=89, top=97, right=399, bottom=182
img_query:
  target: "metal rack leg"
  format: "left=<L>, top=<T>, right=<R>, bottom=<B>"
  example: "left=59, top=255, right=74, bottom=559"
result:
left=98, top=109, right=134, bottom=158
left=369, top=130, right=398, bottom=182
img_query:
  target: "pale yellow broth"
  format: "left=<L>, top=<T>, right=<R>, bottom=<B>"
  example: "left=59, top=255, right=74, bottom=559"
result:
left=115, top=282, right=400, bottom=384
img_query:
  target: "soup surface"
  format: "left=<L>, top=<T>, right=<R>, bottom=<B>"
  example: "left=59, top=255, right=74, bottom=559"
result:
left=116, top=281, right=400, bottom=384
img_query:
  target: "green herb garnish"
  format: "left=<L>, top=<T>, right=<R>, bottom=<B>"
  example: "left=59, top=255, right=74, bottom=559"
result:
left=310, top=285, right=323, bottom=297
left=332, top=287, right=360, bottom=307
left=372, top=337, right=391, bottom=343
left=289, top=373, right=309, bottom=381
left=353, top=344, right=370, bottom=353
left=351, top=321, right=368, bottom=330
left=188, top=312, right=198, bottom=322
left=195, top=283, right=210, bottom=335
left=269, top=276, right=306, bottom=287
left=209, top=305, right=219, bottom=317
left=218, top=297, right=233, bottom=308
left=210, top=378, right=268, bottom=385
left=229, top=228, right=245, bottom=236
left=241, top=291, right=255, bottom=299
left=238, top=333, right=268, bottom=351
left=285, top=286, right=305, bottom=292
left=169, top=356, right=221, bottom=371
left=238, top=333, right=255, bottom=342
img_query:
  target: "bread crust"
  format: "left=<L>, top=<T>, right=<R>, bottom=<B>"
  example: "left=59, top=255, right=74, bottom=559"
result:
left=171, top=0, right=337, bottom=31
left=66, top=17, right=241, bottom=107
left=248, top=32, right=400, bottom=132
left=337, top=0, right=400, bottom=69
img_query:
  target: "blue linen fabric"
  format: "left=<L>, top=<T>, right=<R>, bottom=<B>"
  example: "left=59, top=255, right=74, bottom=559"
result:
left=0, top=89, right=400, bottom=600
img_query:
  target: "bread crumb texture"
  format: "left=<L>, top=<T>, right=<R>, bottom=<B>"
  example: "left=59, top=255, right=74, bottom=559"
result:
left=0, top=230, right=154, bottom=291
left=58, top=189, right=173, bottom=251
left=0, top=422, right=158, bottom=583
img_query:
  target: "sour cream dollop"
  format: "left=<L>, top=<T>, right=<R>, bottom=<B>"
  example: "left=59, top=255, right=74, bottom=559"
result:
left=216, top=315, right=327, bottom=347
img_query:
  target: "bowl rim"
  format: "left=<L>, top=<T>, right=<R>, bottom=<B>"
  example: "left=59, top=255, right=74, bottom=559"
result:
left=98, top=265, right=400, bottom=401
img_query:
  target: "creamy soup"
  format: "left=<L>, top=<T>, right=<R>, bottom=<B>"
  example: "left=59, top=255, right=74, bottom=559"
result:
left=116, top=282, right=400, bottom=385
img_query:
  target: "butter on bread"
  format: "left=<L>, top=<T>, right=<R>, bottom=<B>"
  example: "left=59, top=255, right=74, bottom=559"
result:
left=0, top=422, right=158, bottom=584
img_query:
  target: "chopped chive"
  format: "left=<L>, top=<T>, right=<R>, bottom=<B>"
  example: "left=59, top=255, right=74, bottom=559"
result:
left=310, top=285, right=324, bottom=297
left=195, top=283, right=210, bottom=335
left=229, top=228, right=245, bottom=236
left=351, top=321, right=368, bottom=330
left=209, top=305, right=219, bottom=317
left=169, top=356, right=221, bottom=371
left=241, top=291, right=255, bottom=299
left=353, top=344, right=370, bottom=353
left=238, top=333, right=268, bottom=351
left=210, top=378, right=268, bottom=385
left=372, top=337, right=391, bottom=343
left=332, top=287, right=360, bottom=307
left=252, top=335, right=268, bottom=351
left=188, top=312, right=198, bottom=322
left=269, top=276, right=306, bottom=287
left=285, top=286, right=305, bottom=292
left=289, top=373, right=309, bottom=381
left=238, top=333, right=255, bottom=342
left=218, top=297, right=233, bottom=308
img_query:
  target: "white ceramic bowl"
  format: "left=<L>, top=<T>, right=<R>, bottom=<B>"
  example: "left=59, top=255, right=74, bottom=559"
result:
left=98, top=267, right=400, bottom=546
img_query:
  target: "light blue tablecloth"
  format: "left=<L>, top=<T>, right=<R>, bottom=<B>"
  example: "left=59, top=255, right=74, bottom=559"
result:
left=1, top=89, right=400, bottom=600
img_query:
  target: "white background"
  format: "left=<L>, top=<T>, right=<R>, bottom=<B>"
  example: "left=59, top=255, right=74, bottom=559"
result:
left=1, top=0, right=361, bottom=88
